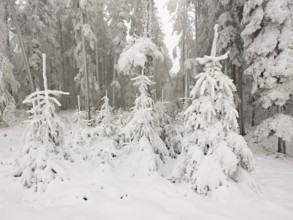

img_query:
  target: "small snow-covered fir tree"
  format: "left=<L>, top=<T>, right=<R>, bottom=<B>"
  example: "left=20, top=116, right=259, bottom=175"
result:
left=121, top=73, right=168, bottom=172
left=95, top=90, right=116, bottom=137
left=89, top=90, right=117, bottom=165
left=241, top=0, right=293, bottom=154
left=13, top=54, right=69, bottom=192
left=117, top=9, right=168, bottom=173
left=172, top=25, right=255, bottom=194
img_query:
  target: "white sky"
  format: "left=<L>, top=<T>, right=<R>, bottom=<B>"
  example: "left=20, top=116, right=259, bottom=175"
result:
left=154, top=0, right=180, bottom=75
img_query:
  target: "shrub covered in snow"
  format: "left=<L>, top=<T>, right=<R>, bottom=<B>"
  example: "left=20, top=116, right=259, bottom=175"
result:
left=69, top=92, right=118, bottom=165
left=172, top=25, right=255, bottom=194
left=13, top=54, right=69, bottom=191
left=154, top=101, right=183, bottom=157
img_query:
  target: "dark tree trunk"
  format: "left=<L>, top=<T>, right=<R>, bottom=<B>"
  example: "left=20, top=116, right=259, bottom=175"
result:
left=277, top=106, right=286, bottom=154
left=237, top=67, right=245, bottom=135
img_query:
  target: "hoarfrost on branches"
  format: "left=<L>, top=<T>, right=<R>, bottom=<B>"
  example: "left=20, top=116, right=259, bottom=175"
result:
left=117, top=37, right=164, bottom=75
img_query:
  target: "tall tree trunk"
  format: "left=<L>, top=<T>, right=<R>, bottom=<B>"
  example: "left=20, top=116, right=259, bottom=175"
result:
left=8, top=0, right=35, bottom=92
left=112, top=54, right=117, bottom=107
left=80, top=11, right=91, bottom=120
left=251, top=96, right=255, bottom=127
left=194, top=0, right=199, bottom=75
left=183, top=0, right=188, bottom=102
left=58, top=14, right=68, bottom=109
left=95, top=44, right=100, bottom=88
left=231, top=64, right=237, bottom=85
left=237, top=67, right=245, bottom=135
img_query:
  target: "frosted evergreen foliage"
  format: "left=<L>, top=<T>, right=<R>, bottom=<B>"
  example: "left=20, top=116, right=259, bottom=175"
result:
left=124, top=74, right=156, bottom=142
left=117, top=37, right=164, bottom=75
left=95, top=91, right=116, bottom=138
left=255, top=114, right=293, bottom=143
left=121, top=74, right=168, bottom=173
left=241, top=0, right=293, bottom=152
left=154, top=101, right=183, bottom=157
left=117, top=9, right=167, bottom=174
left=172, top=25, right=255, bottom=194
left=13, top=54, right=69, bottom=192
left=88, top=92, right=117, bottom=165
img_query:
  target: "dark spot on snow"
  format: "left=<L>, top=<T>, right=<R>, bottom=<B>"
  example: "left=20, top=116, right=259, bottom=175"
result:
left=3, top=133, right=7, bottom=137
left=100, top=186, right=104, bottom=190
left=83, top=197, right=88, bottom=201
left=120, top=194, right=128, bottom=199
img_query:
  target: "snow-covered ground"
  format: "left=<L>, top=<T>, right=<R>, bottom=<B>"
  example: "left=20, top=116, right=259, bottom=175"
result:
left=1, top=111, right=293, bottom=220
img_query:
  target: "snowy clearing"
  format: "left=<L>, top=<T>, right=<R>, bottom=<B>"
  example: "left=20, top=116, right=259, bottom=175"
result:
left=0, top=111, right=293, bottom=220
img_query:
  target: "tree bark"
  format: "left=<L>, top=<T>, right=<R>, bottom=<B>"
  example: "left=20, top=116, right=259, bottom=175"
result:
left=80, top=11, right=91, bottom=120
left=8, top=0, right=35, bottom=92
left=237, top=67, right=245, bottom=135
left=251, top=96, right=255, bottom=127
left=112, top=54, right=117, bottom=107
left=183, top=0, right=188, bottom=102
left=277, top=106, right=286, bottom=154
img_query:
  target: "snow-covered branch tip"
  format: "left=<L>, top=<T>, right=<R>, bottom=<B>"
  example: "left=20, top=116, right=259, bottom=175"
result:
left=211, top=24, right=219, bottom=57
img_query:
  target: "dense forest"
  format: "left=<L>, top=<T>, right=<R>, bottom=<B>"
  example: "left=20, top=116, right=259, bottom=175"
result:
left=0, top=0, right=293, bottom=219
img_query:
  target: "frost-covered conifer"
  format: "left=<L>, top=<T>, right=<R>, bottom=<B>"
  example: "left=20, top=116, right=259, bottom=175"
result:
left=241, top=0, right=293, bottom=154
left=95, top=91, right=116, bottom=138
left=172, top=25, right=254, bottom=194
left=122, top=74, right=168, bottom=171
left=89, top=91, right=117, bottom=165
left=117, top=25, right=168, bottom=173
left=13, top=54, right=69, bottom=191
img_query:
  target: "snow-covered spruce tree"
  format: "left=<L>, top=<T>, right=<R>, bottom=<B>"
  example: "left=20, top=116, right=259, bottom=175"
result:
left=0, top=1, right=19, bottom=127
left=172, top=25, right=254, bottom=194
left=13, top=54, right=69, bottom=192
left=89, top=90, right=117, bottom=165
left=241, top=0, right=293, bottom=154
left=121, top=73, right=168, bottom=172
left=117, top=1, right=168, bottom=173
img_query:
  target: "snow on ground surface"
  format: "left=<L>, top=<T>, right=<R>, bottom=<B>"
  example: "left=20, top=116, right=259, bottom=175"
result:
left=1, top=111, right=293, bottom=220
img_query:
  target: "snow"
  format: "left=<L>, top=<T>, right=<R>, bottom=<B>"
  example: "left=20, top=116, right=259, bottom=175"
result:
left=117, top=37, right=164, bottom=75
left=1, top=112, right=293, bottom=219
